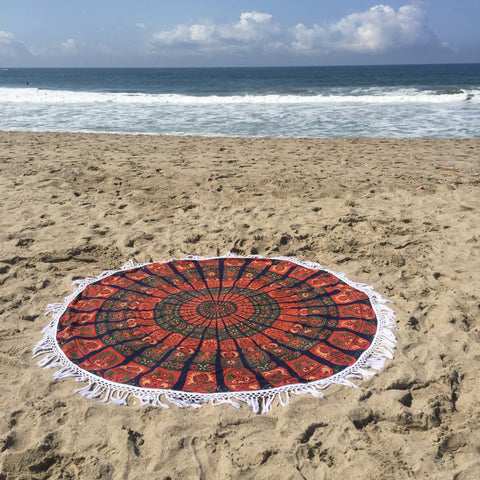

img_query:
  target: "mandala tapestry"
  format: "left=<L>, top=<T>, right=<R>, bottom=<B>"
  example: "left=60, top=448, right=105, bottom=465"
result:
left=34, top=255, right=396, bottom=413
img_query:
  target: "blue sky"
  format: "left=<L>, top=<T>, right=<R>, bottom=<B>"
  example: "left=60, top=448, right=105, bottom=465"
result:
left=1, top=0, right=479, bottom=67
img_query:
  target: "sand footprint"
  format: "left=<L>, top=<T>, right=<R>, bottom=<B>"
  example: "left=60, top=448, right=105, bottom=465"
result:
left=190, top=436, right=216, bottom=480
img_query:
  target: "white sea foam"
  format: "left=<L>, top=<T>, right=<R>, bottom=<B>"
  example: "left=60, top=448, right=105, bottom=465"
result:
left=1, top=85, right=479, bottom=138
left=0, top=87, right=478, bottom=105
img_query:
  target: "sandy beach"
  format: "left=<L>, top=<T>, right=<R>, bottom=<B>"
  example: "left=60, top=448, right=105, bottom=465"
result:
left=0, top=131, right=479, bottom=480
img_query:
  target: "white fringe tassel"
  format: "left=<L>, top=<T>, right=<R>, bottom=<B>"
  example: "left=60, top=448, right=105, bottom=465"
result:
left=33, top=253, right=397, bottom=413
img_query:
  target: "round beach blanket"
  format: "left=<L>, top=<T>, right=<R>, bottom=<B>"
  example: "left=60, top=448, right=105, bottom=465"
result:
left=34, top=254, right=396, bottom=413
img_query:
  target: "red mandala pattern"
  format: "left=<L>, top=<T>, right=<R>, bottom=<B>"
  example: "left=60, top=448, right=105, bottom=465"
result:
left=56, top=257, right=378, bottom=394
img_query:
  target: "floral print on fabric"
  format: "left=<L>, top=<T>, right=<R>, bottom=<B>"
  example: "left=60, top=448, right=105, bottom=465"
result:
left=56, top=257, right=378, bottom=393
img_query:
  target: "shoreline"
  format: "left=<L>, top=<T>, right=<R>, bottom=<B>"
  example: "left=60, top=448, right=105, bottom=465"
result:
left=2, top=130, right=480, bottom=141
left=1, top=131, right=479, bottom=479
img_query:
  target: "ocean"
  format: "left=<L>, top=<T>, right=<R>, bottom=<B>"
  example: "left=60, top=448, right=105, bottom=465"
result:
left=0, top=64, right=479, bottom=138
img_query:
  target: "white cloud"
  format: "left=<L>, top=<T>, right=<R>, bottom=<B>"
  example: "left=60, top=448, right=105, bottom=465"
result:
left=441, top=41, right=459, bottom=53
left=61, top=38, right=78, bottom=53
left=149, top=11, right=281, bottom=55
left=0, top=30, right=15, bottom=45
left=0, top=30, right=32, bottom=57
left=148, top=5, right=436, bottom=59
left=292, top=4, right=434, bottom=55
left=239, top=12, right=272, bottom=24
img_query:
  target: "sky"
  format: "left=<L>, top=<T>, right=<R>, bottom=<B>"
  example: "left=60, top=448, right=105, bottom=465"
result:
left=1, top=0, right=479, bottom=67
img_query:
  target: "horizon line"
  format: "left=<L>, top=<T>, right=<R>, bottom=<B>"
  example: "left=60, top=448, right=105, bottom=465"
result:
left=2, top=61, right=480, bottom=70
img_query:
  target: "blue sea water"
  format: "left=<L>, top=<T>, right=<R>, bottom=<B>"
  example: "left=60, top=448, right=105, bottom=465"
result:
left=0, top=64, right=479, bottom=138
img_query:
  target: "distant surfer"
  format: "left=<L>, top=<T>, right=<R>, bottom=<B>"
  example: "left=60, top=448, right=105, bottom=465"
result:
left=466, top=93, right=473, bottom=101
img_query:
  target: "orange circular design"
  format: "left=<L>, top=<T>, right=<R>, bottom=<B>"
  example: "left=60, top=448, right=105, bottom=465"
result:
left=53, top=257, right=381, bottom=394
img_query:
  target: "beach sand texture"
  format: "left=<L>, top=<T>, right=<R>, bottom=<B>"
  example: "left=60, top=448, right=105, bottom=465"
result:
left=1, top=131, right=479, bottom=480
